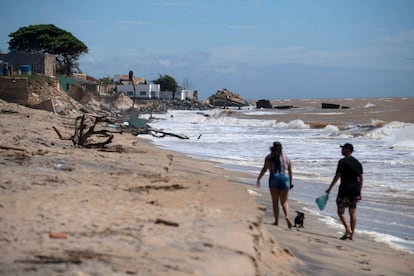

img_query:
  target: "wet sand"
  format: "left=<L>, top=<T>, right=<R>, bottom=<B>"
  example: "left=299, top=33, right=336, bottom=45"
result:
left=256, top=189, right=414, bottom=275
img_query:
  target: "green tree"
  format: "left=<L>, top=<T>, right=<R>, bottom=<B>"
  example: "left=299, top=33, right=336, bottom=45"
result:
left=8, top=24, right=88, bottom=76
left=100, top=77, right=113, bottom=85
left=153, top=74, right=178, bottom=99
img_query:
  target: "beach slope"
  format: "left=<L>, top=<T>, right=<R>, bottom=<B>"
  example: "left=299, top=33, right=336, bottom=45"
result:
left=0, top=100, right=295, bottom=275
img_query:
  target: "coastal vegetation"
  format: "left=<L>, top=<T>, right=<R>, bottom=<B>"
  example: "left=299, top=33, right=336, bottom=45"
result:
left=152, top=74, right=178, bottom=98
left=8, top=24, right=88, bottom=76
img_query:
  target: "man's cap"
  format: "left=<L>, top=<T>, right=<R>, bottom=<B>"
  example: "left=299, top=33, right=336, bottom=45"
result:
left=340, top=143, right=354, bottom=151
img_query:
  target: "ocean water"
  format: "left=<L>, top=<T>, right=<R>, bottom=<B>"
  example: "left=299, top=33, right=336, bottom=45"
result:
left=139, top=102, right=414, bottom=253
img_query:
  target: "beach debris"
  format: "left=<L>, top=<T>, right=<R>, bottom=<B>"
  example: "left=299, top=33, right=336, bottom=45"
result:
left=321, top=103, right=350, bottom=109
left=128, top=117, right=149, bottom=129
left=0, top=145, right=27, bottom=152
left=256, top=99, right=297, bottom=109
left=53, top=114, right=122, bottom=148
left=125, top=184, right=186, bottom=193
left=49, top=232, right=68, bottom=239
left=1, top=108, right=19, bottom=113
left=207, top=88, right=249, bottom=107
left=121, top=117, right=190, bottom=140
left=256, top=99, right=272, bottom=109
left=128, top=126, right=190, bottom=139
left=148, top=128, right=189, bottom=139
left=53, top=163, right=73, bottom=171
left=274, top=105, right=297, bottom=109
left=154, top=218, right=180, bottom=227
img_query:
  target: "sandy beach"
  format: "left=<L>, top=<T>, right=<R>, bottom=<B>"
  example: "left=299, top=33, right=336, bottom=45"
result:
left=1, top=98, right=413, bottom=275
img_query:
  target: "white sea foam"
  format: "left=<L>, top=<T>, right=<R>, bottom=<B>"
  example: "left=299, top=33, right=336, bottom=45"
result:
left=323, top=125, right=340, bottom=132
left=272, top=119, right=310, bottom=129
left=244, top=110, right=284, bottom=115
left=359, top=230, right=414, bottom=253
left=288, top=119, right=310, bottom=129
left=307, top=112, right=345, bottom=115
left=364, top=103, right=376, bottom=108
left=386, top=124, right=414, bottom=149
left=310, top=207, right=414, bottom=253
left=246, top=189, right=262, bottom=197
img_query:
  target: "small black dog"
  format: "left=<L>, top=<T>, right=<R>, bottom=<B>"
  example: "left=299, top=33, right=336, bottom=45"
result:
left=294, top=211, right=305, bottom=228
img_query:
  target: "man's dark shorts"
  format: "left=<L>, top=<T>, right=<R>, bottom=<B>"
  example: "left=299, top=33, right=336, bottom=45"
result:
left=336, top=197, right=359, bottom=209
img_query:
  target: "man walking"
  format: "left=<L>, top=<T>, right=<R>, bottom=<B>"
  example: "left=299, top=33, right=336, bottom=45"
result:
left=326, top=143, right=363, bottom=240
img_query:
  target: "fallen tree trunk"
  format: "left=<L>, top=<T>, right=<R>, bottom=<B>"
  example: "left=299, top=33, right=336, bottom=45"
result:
left=130, top=127, right=189, bottom=139
left=149, top=128, right=189, bottom=139
left=120, top=116, right=190, bottom=140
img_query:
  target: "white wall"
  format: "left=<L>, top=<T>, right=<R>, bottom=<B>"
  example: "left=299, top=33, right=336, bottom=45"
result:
left=181, top=89, right=196, bottom=100
left=117, top=83, right=161, bottom=99
left=149, top=83, right=160, bottom=99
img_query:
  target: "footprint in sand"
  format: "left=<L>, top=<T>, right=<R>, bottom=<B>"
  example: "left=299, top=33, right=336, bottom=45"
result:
left=358, top=260, right=370, bottom=265
left=314, top=238, right=328, bottom=244
left=335, top=245, right=349, bottom=251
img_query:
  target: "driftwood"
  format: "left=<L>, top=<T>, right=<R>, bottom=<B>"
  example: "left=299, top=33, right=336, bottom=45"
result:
left=154, top=218, right=180, bottom=227
left=130, top=127, right=189, bottom=140
left=53, top=115, right=122, bottom=148
left=149, top=128, right=189, bottom=139
left=120, top=116, right=189, bottom=140
left=0, top=145, right=27, bottom=152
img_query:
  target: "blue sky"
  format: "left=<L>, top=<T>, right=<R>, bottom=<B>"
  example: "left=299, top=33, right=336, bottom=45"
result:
left=1, top=0, right=413, bottom=100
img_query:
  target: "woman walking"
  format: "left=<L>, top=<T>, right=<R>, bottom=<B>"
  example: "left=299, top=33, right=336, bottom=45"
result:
left=257, top=142, right=293, bottom=228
